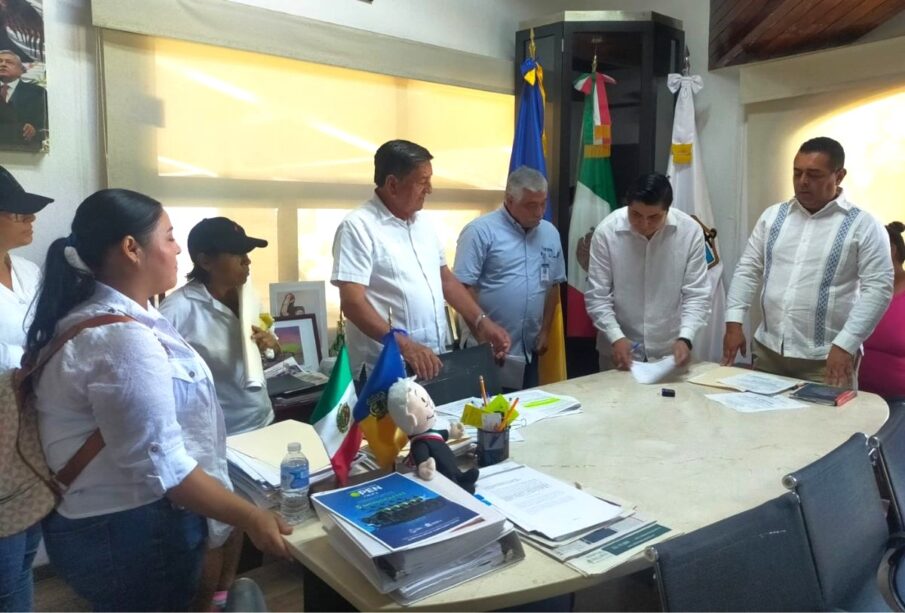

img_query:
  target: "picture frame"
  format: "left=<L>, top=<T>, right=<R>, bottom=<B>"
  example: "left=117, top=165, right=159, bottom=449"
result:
left=0, top=1, right=49, bottom=153
left=272, top=314, right=322, bottom=372
left=270, top=281, right=328, bottom=358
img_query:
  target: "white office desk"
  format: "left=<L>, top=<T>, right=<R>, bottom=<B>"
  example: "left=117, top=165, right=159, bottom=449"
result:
left=284, top=362, right=889, bottom=611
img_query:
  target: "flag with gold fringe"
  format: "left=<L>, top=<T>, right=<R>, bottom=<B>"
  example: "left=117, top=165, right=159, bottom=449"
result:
left=352, top=330, right=408, bottom=470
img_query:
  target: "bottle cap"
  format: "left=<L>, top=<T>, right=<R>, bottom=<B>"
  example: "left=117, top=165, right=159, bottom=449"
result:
left=287, top=442, right=301, bottom=452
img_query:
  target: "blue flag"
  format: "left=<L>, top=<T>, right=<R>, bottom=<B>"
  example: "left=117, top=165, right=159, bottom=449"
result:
left=509, top=56, right=551, bottom=220
left=353, top=330, right=408, bottom=469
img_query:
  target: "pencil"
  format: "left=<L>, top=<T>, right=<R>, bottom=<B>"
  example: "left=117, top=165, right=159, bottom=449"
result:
left=479, top=375, right=489, bottom=407
left=499, top=397, right=519, bottom=431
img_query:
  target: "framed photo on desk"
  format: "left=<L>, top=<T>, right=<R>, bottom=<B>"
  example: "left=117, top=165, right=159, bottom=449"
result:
left=273, top=314, right=322, bottom=371
left=270, top=281, right=329, bottom=358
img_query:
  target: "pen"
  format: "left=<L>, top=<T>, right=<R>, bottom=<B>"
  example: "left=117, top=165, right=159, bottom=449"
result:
left=479, top=375, right=489, bottom=407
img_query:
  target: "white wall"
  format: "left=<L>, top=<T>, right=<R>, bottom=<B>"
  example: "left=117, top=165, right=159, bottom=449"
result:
left=1, top=0, right=102, bottom=262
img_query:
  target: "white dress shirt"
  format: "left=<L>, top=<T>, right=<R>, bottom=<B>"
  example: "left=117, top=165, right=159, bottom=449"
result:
left=726, top=191, right=893, bottom=359
left=0, top=254, right=41, bottom=370
left=35, top=283, right=233, bottom=546
left=331, top=194, right=447, bottom=375
left=160, top=281, right=274, bottom=435
left=585, top=207, right=710, bottom=360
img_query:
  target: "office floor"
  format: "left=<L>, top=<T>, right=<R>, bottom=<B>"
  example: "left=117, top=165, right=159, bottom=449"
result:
left=34, top=560, right=308, bottom=612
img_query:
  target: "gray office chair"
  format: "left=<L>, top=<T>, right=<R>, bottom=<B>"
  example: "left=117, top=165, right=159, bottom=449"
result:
left=647, top=493, right=824, bottom=611
left=783, top=433, right=898, bottom=611
left=225, top=577, right=268, bottom=612
left=872, top=401, right=905, bottom=532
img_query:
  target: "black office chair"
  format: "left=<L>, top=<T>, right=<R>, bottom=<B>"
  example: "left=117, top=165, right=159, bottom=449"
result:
left=871, top=402, right=905, bottom=533
left=647, top=493, right=824, bottom=611
left=783, top=433, right=901, bottom=611
left=225, top=577, right=268, bottom=612
left=420, top=343, right=501, bottom=406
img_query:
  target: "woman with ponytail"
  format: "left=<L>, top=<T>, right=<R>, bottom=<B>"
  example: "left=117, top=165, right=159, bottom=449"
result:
left=860, top=221, right=905, bottom=400
left=27, top=189, right=291, bottom=611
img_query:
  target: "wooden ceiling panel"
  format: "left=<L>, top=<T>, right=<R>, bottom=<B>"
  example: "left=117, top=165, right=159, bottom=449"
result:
left=709, top=0, right=905, bottom=68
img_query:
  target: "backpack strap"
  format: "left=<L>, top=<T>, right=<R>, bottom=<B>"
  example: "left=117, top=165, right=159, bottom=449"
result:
left=22, top=314, right=135, bottom=492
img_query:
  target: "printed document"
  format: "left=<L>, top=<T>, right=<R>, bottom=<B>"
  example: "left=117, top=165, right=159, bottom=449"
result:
left=630, top=356, right=678, bottom=384
left=475, top=461, right=621, bottom=540
left=705, top=392, right=808, bottom=413
left=717, top=372, right=801, bottom=395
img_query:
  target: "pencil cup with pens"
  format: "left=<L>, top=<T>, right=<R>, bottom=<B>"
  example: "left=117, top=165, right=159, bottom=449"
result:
left=463, top=376, right=519, bottom=467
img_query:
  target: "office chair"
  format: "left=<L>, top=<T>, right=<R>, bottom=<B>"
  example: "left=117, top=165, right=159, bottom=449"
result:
left=420, top=343, right=501, bottom=406
left=225, top=577, right=268, bottom=612
left=647, top=493, right=824, bottom=611
left=872, top=401, right=905, bottom=532
left=783, top=433, right=904, bottom=611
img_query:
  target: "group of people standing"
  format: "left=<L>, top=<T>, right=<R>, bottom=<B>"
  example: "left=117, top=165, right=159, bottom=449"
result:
left=1, top=132, right=903, bottom=611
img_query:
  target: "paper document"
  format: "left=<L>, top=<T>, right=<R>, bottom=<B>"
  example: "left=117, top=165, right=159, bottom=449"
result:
left=630, top=356, right=678, bottom=384
left=436, top=390, right=580, bottom=429
left=498, top=354, right=527, bottom=390
left=567, top=523, right=673, bottom=576
left=475, top=461, right=621, bottom=541
left=238, top=283, right=265, bottom=390
left=706, top=392, right=808, bottom=413
left=227, top=419, right=331, bottom=473
left=717, top=372, right=801, bottom=395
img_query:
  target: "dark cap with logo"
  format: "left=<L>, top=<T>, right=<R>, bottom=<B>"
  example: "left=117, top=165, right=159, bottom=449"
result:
left=187, top=217, right=268, bottom=258
left=0, top=166, right=53, bottom=214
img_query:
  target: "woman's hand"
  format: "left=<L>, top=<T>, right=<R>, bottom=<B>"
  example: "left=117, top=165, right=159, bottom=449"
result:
left=243, top=507, right=294, bottom=559
left=251, top=325, right=280, bottom=354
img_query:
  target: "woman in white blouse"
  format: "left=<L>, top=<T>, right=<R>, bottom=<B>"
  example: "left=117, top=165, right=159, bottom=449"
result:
left=0, top=167, right=52, bottom=613
left=25, top=189, right=291, bottom=611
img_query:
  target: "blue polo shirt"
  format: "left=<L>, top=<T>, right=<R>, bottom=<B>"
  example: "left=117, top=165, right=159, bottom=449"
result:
left=454, top=206, right=566, bottom=359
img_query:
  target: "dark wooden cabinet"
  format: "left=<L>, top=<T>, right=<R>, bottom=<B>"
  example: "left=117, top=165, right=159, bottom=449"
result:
left=516, top=11, right=684, bottom=377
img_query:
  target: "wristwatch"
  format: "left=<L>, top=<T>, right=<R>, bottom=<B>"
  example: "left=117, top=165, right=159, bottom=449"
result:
left=678, top=337, right=693, bottom=350
left=474, top=312, right=488, bottom=329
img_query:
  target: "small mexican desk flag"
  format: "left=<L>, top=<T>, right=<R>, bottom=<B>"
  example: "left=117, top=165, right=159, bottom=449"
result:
left=310, top=344, right=360, bottom=485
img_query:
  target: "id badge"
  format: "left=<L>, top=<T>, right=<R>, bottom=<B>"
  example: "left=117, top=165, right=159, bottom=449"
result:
left=541, top=264, right=550, bottom=283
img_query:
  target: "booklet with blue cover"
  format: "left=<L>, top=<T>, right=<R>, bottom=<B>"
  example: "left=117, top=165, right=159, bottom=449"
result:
left=313, top=472, right=479, bottom=550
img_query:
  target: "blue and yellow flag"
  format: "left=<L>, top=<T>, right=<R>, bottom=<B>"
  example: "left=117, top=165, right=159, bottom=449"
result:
left=510, top=56, right=551, bottom=221
left=352, top=330, right=408, bottom=470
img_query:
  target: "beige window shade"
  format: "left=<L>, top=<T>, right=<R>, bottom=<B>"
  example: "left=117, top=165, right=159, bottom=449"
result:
left=99, top=30, right=515, bottom=334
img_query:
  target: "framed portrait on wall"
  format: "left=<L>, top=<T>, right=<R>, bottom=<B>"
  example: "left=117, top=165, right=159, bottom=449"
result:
left=269, top=281, right=328, bottom=358
left=272, top=314, right=322, bottom=371
left=0, top=0, right=48, bottom=152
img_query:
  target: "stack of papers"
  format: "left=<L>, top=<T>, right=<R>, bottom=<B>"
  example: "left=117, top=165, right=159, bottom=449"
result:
left=311, top=472, right=524, bottom=605
left=226, top=420, right=334, bottom=508
left=474, top=462, right=673, bottom=575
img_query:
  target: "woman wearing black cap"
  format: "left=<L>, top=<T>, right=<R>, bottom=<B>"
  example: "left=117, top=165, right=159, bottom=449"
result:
left=159, top=216, right=279, bottom=611
left=0, top=166, right=51, bottom=613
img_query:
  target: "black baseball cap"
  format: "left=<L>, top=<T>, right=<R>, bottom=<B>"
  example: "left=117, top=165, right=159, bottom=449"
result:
left=0, top=166, right=53, bottom=214
left=187, top=217, right=268, bottom=258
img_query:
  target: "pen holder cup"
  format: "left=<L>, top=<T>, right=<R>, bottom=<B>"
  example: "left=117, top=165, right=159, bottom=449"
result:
left=476, top=427, right=510, bottom=467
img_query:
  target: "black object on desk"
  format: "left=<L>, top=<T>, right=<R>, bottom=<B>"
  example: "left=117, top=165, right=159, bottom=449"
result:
left=419, top=343, right=502, bottom=406
left=268, top=375, right=326, bottom=424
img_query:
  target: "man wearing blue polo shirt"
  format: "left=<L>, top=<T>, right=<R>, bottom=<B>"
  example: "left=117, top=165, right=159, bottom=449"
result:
left=454, top=166, right=566, bottom=390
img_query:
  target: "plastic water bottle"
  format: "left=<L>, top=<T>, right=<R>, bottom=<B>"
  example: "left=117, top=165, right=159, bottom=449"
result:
left=280, top=442, right=310, bottom=524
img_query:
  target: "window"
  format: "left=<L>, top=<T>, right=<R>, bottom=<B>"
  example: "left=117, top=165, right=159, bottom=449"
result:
left=103, top=34, right=514, bottom=334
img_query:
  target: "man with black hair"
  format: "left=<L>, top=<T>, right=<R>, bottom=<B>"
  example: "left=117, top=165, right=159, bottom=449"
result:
left=723, top=136, right=893, bottom=387
left=585, top=172, right=709, bottom=371
left=332, top=139, right=511, bottom=379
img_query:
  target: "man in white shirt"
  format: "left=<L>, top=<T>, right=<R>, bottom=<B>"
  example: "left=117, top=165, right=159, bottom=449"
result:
left=723, top=137, right=893, bottom=386
left=332, top=139, right=511, bottom=379
left=585, top=173, right=710, bottom=371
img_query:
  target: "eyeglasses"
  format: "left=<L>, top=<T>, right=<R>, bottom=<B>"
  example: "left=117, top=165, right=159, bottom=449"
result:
left=0, top=212, right=34, bottom=222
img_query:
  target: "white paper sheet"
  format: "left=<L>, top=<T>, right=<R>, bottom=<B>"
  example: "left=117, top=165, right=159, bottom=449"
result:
left=630, top=356, right=678, bottom=384
left=717, top=372, right=801, bottom=395
left=239, top=282, right=265, bottom=390
left=705, top=392, right=808, bottom=413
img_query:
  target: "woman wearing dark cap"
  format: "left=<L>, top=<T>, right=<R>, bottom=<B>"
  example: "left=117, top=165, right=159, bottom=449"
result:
left=0, top=166, right=51, bottom=613
left=159, top=216, right=279, bottom=610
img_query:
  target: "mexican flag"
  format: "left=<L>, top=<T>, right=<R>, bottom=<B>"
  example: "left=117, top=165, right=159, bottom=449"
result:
left=566, top=71, right=619, bottom=338
left=310, top=344, right=360, bottom=485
